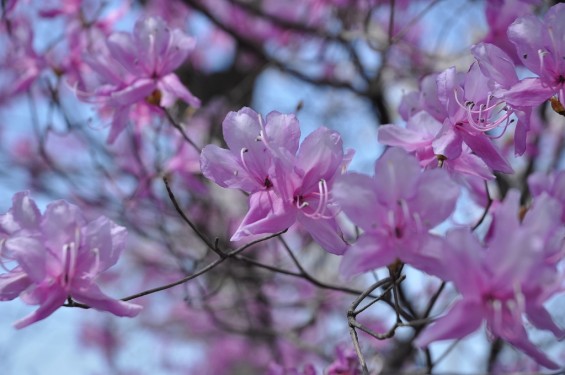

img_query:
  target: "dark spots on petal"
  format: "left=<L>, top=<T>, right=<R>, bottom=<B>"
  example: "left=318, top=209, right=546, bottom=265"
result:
left=523, top=54, right=528, bottom=59
left=264, top=176, right=273, bottom=189
left=394, top=226, right=403, bottom=238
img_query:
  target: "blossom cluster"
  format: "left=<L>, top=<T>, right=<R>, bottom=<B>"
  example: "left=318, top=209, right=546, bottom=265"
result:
left=2, top=0, right=565, bottom=373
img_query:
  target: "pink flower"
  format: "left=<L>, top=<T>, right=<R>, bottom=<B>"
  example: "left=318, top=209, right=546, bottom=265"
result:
left=78, top=16, right=200, bottom=143
left=201, top=107, right=351, bottom=254
left=333, top=148, right=459, bottom=277
left=0, top=18, right=44, bottom=105
left=0, top=192, right=141, bottom=329
left=503, top=4, right=565, bottom=107
left=416, top=190, right=565, bottom=369
left=430, top=65, right=514, bottom=173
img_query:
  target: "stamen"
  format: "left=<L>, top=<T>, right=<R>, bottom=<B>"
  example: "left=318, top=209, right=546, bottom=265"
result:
left=486, top=119, right=514, bottom=140
left=296, top=179, right=337, bottom=219
left=311, top=179, right=328, bottom=217
left=538, top=49, right=548, bottom=73
left=256, top=114, right=269, bottom=148
left=239, top=148, right=249, bottom=170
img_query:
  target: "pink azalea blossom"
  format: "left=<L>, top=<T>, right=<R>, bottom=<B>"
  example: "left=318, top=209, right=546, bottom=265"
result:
left=430, top=65, right=514, bottom=173
left=503, top=4, right=565, bottom=107
left=0, top=192, right=141, bottom=328
left=379, top=111, right=494, bottom=181
left=333, top=148, right=459, bottom=277
left=416, top=190, right=565, bottom=369
left=201, top=107, right=351, bottom=254
left=0, top=17, right=44, bottom=105
left=391, top=64, right=518, bottom=175
left=77, top=16, right=201, bottom=143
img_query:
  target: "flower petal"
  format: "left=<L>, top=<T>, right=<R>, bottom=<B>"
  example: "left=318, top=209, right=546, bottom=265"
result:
left=231, top=190, right=295, bottom=242
left=72, top=282, right=142, bottom=317
left=200, top=144, right=260, bottom=192
left=415, top=299, right=483, bottom=347
left=14, top=285, right=66, bottom=329
left=298, top=215, right=346, bottom=255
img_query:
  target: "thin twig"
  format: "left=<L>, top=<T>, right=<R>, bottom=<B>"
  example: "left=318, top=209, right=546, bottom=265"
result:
left=163, top=177, right=221, bottom=257
left=64, top=230, right=287, bottom=309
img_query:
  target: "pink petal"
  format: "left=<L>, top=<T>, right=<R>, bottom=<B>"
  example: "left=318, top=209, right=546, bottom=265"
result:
left=508, top=14, right=546, bottom=75
left=158, top=29, right=195, bottom=74
left=200, top=144, right=260, bottom=192
left=11, top=191, right=41, bottom=231
left=107, top=32, right=143, bottom=75
left=298, top=215, right=346, bottom=255
left=76, top=217, right=127, bottom=276
left=471, top=43, right=519, bottom=88
left=0, top=268, right=31, bottom=301
left=526, top=303, right=565, bottom=340
left=333, top=172, right=379, bottom=232
left=110, top=78, right=155, bottom=106
left=133, top=17, right=171, bottom=75
left=265, top=111, right=301, bottom=155
left=4, top=237, right=46, bottom=282
left=231, top=190, right=295, bottom=242
left=296, top=127, right=344, bottom=189
left=339, top=234, right=396, bottom=278
left=415, top=299, right=483, bottom=347
left=72, top=282, right=142, bottom=317
left=107, top=107, right=130, bottom=144
left=501, top=78, right=554, bottom=107
left=432, top=124, right=463, bottom=160
left=460, top=132, right=513, bottom=174
left=411, top=169, right=459, bottom=228
left=374, top=148, right=421, bottom=204
left=158, top=74, right=201, bottom=108
left=14, top=286, right=66, bottom=329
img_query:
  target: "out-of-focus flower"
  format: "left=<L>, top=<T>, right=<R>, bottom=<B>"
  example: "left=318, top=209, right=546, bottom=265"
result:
left=77, top=16, right=200, bottom=143
left=333, top=148, right=459, bottom=277
left=416, top=190, right=565, bottom=369
left=0, top=192, right=141, bottom=328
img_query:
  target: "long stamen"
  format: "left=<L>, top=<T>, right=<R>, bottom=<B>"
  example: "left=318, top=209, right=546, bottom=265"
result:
left=240, top=147, right=249, bottom=168
left=296, top=179, right=337, bottom=219
left=538, top=48, right=547, bottom=74
left=256, top=114, right=273, bottom=152
left=311, top=179, right=328, bottom=217
left=486, top=118, right=514, bottom=139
